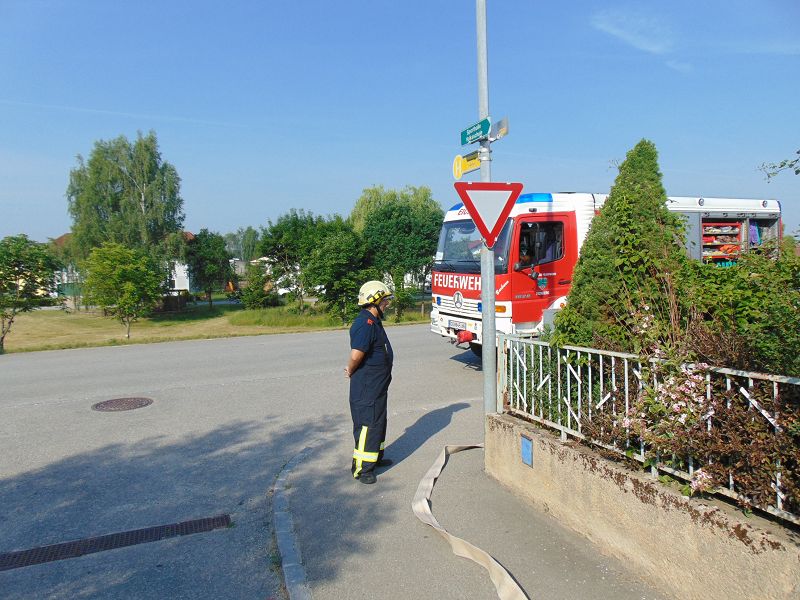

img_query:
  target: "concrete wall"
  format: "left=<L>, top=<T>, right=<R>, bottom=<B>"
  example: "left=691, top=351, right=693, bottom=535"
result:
left=485, top=414, right=800, bottom=600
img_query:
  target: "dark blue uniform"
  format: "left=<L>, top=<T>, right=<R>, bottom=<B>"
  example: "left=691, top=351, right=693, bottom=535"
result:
left=349, top=308, right=394, bottom=478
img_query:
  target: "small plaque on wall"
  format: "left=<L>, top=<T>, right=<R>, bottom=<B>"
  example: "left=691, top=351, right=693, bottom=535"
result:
left=520, top=434, right=533, bottom=467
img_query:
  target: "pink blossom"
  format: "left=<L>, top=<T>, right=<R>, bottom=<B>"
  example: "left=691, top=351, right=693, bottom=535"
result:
left=690, top=469, right=713, bottom=492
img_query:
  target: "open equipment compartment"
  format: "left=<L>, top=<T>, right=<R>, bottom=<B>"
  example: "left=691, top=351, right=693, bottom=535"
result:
left=702, top=219, right=742, bottom=262
left=669, top=197, right=782, bottom=267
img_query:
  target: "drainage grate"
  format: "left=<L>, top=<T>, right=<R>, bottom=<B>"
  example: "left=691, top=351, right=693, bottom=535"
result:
left=0, top=514, right=231, bottom=572
left=91, top=397, right=153, bottom=412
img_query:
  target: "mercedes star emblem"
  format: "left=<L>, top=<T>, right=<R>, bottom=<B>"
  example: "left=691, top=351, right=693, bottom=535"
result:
left=453, top=291, right=464, bottom=309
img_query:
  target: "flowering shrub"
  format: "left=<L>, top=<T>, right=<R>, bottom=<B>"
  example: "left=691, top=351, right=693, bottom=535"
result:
left=630, top=304, right=654, bottom=336
left=634, top=362, right=711, bottom=453
left=580, top=359, right=799, bottom=514
left=690, top=469, right=714, bottom=494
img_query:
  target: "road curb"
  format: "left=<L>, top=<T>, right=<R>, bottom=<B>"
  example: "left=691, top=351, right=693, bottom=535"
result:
left=271, top=448, right=313, bottom=600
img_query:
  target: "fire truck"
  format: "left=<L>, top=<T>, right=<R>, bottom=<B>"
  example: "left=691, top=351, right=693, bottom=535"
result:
left=430, top=192, right=782, bottom=354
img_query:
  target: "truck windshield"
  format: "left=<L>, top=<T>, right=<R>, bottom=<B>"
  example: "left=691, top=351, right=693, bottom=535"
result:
left=433, top=218, right=512, bottom=274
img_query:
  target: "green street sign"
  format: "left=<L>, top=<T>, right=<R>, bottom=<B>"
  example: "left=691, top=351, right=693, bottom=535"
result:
left=460, top=117, right=491, bottom=146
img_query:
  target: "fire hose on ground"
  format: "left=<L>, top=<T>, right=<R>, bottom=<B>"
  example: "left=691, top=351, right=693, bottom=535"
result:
left=411, top=443, right=530, bottom=600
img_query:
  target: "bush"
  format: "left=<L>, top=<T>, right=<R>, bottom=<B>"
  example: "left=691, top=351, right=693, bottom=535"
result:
left=159, top=294, right=187, bottom=312
left=685, top=239, right=800, bottom=375
left=240, top=263, right=281, bottom=310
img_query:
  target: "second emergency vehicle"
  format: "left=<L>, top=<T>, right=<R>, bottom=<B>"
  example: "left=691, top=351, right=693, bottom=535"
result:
left=430, top=192, right=781, bottom=354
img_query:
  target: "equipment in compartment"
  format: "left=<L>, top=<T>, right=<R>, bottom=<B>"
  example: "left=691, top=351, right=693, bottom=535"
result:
left=701, top=216, right=780, bottom=264
left=701, top=220, right=741, bottom=260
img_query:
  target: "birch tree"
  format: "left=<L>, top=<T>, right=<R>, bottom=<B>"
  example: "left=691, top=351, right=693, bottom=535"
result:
left=66, top=131, right=185, bottom=275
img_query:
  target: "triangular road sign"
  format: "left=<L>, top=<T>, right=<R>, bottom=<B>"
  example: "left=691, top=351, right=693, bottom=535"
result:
left=454, top=182, right=523, bottom=248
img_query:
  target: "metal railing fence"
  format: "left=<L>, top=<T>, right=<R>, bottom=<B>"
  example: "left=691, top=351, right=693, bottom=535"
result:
left=497, top=333, right=800, bottom=525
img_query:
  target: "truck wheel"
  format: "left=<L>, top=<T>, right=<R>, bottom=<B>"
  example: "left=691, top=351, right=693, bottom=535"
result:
left=469, top=342, right=482, bottom=358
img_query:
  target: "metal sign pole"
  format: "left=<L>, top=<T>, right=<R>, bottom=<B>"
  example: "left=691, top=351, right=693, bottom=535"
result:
left=476, top=0, right=496, bottom=416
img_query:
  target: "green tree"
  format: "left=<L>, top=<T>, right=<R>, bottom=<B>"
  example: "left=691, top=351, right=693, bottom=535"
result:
left=553, top=139, right=689, bottom=352
left=259, top=209, right=320, bottom=312
left=239, top=262, right=280, bottom=310
left=350, top=186, right=399, bottom=233
left=224, top=226, right=261, bottom=261
left=0, top=235, right=61, bottom=354
left=349, top=185, right=441, bottom=233
left=66, top=131, right=185, bottom=277
left=240, top=226, right=260, bottom=261
left=185, top=229, right=231, bottom=308
left=223, top=232, right=243, bottom=260
left=83, top=243, right=162, bottom=339
left=362, top=187, right=443, bottom=320
left=303, top=217, right=379, bottom=322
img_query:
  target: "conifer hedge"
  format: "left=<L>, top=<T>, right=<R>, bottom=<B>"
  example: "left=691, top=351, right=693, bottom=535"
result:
left=553, top=138, right=800, bottom=376
left=553, top=139, right=690, bottom=355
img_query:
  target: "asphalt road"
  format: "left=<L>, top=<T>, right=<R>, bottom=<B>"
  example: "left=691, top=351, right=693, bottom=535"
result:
left=0, top=325, right=666, bottom=599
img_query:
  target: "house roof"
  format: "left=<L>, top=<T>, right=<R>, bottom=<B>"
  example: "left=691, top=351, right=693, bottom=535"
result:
left=51, top=233, right=72, bottom=247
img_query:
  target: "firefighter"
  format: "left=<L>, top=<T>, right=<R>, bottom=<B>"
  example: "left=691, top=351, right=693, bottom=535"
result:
left=344, top=280, right=394, bottom=484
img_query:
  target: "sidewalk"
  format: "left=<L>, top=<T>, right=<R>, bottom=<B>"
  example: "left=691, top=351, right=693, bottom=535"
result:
left=279, top=401, right=668, bottom=600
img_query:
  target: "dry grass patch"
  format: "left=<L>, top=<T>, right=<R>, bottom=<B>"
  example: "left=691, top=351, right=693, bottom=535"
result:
left=4, top=302, right=430, bottom=354
left=4, top=306, right=326, bottom=353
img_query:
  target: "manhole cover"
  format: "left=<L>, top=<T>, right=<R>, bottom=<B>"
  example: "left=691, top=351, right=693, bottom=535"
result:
left=92, top=397, right=153, bottom=412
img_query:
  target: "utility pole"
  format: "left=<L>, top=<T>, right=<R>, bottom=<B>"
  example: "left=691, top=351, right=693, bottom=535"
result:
left=476, top=0, right=496, bottom=415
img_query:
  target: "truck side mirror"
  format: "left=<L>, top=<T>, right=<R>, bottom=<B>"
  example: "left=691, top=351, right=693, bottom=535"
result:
left=514, top=261, right=533, bottom=272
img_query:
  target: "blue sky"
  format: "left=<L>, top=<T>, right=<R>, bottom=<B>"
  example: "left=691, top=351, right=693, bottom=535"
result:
left=1, top=1, right=798, bottom=241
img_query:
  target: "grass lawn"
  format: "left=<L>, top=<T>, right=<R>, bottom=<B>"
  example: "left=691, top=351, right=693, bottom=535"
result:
left=4, top=302, right=431, bottom=353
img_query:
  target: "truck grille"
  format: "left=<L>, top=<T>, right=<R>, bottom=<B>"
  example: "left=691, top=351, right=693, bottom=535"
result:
left=439, top=296, right=481, bottom=316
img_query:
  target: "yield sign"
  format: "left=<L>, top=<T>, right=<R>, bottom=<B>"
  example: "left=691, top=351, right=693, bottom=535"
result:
left=453, top=181, right=523, bottom=248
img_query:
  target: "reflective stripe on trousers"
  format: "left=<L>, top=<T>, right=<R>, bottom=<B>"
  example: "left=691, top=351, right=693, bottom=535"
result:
left=352, top=426, right=380, bottom=477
